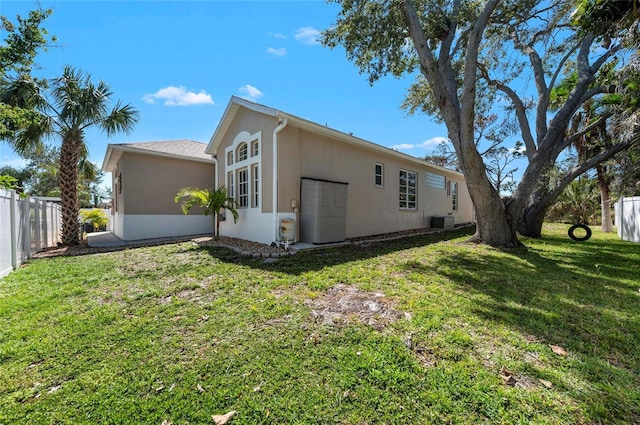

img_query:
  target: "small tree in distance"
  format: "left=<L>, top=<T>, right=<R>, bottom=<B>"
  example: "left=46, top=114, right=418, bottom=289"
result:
left=174, top=186, right=239, bottom=241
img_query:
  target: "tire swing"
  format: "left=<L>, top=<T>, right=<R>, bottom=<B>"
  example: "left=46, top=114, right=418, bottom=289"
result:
left=568, top=224, right=592, bottom=241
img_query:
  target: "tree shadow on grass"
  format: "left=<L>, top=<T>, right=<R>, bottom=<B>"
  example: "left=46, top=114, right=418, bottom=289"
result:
left=426, top=237, right=640, bottom=422
left=194, top=226, right=640, bottom=421
left=198, top=226, right=478, bottom=275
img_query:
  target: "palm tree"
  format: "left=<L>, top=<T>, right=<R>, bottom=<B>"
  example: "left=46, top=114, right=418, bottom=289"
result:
left=2, top=66, right=139, bottom=245
left=174, top=186, right=239, bottom=241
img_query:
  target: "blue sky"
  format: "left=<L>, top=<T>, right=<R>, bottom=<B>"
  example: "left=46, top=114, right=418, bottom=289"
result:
left=1, top=0, right=451, bottom=186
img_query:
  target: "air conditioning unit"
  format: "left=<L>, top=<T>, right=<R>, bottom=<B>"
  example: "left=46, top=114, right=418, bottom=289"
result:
left=431, top=215, right=454, bottom=229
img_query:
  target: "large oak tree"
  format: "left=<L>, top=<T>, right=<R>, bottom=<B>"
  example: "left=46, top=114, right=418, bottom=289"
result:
left=323, top=0, right=639, bottom=248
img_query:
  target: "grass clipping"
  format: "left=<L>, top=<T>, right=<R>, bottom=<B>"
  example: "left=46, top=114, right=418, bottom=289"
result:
left=305, top=284, right=407, bottom=329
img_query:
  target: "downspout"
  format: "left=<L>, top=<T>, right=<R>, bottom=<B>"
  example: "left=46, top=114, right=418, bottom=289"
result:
left=272, top=116, right=288, bottom=242
left=212, top=155, right=219, bottom=189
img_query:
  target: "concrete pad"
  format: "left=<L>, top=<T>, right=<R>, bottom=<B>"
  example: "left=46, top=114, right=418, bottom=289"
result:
left=87, top=231, right=128, bottom=247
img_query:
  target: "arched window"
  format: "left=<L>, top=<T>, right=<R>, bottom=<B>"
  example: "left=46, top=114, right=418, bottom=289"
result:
left=237, top=143, right=248, bottom=162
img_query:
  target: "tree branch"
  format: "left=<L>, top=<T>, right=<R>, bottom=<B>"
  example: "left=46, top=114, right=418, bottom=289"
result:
left=399, top=0, right=441, bottom=103
left=510, top=26, right=549, bottom=142
left=565, top=111, right=613, bottom=146
left=478, top=63, right=537, bottom=158
left=460, top=0, right=500, bottom=142
left=539, top=35, right=596, bottom=154
left=547, top=42, right=580, bottom=103
left=541, top=137, right=637, bottom=207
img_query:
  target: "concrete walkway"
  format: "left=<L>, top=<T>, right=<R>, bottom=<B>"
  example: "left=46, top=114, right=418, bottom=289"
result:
left=87, top=231, right=199, bottom=248
left=86, top=231, right=127, bottom=247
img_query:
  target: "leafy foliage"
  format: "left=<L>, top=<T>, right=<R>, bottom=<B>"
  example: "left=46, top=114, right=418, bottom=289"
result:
left=79, top=209, right=110, bottom=231
left=547, top=177, right=600, bottom=224
left=0, top=174, right=19, bottom=190
left=2, top=66, right=139, bottom=245
left=323, top=0, right=638, bottom=246
left=174, top=186, right=239, bottom=240
left=0, top=8, right=55, bottom=142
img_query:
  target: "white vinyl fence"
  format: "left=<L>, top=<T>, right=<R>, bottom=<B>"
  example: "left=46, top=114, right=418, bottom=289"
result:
left=614, top=196, right=640, bottom=243
left=1, top=188, right=62, bottom=278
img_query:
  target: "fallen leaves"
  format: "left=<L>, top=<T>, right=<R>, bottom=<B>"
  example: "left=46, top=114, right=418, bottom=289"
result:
left=549, top=345, right=568, bottom=356
left=499, top=366, right=518, bottom=386
left=539, top=379, right=553, bottom=389
left=212, top=411, right=236, bottom=424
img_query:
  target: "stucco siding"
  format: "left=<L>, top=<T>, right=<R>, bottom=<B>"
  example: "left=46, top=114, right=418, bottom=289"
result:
left=118, top=214, right=212, bottom=241
left=215, top=108, right=277, bottom=213
left=277, top=127, right=473, bottom=239
left=208, top=98, right=474, bottom=244
left=119, top=152, right=215, bottom=215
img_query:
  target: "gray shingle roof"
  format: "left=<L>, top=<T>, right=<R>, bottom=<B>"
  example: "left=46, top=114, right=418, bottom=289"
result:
left=118, top=139, right=211, bottom=161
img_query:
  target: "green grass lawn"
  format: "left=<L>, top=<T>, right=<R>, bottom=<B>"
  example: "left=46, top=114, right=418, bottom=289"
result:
left=1, top=223, right=639, bottom=424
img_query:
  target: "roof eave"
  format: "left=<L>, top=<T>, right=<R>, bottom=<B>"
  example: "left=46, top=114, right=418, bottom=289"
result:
left=206, top=96, right=278, bottom=154
left=208, top=96, right=462, bottom=177
left=102, top=144, right=214, bottom=172
left=275, top=111, right=463, bottom=177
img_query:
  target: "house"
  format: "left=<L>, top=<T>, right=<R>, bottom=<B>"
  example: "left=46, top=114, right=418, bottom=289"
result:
left=102, top=140, right=215, bottom=241
left=206, top=96, right=474, bottom=245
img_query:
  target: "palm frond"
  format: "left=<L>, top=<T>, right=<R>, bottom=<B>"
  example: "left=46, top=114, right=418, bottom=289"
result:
left=102, top=101, right=140, bottom=136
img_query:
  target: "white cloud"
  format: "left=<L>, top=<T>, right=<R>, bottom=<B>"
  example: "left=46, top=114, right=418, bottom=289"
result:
left=294, top=26, right=321, bottom=45
left=142, top=85, right=214, bottom=106
left=390, top=143, right=416, bottom=150
left=238, top=84, right=264, bottom=102
left=418, top=136, right=449, bottom=149
left=268, top=32, right=286, bottom=39
left=267, top=47, right=287, bottom=57
left=391, top=137, right=450, bottom=151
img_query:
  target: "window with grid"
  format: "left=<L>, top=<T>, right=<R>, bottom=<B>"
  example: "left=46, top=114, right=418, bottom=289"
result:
left=251, top=140, right=259, bottom=157
left=227, top=171, right=234, bottom=200
left=251, top=164, right=259, bottom=207
left=227, top=151, right=233, bottom=166
left=238, top=168, right=248, bottom=208
left=399, top=170, right=417, bottom=209
left=375, top=163, right=384, bottom=187
left=237, top=143, right=248, bottom=162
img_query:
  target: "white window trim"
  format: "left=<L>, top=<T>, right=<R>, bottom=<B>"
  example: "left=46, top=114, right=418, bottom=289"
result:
left=251, top=163, right=260, bottom=208
left=452, top=181, right=459, bottom=211
left=225, top=131, right=262, bottom=209
left=399, top=169, right=417, bottom=210
left=237, top=167, right=249, bottom=209
left=375, top=162, right=384, bottom=187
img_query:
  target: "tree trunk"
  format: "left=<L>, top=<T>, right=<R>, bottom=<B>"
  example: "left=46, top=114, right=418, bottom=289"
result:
left=471, top=201, right=523, bottom=248
left=517, top=203, right=547, bottom=238
left=59, top=135, right=81, bottom=246
left=215, top=213, right=220, bottom=241
left=596, top=165, right=613, bottom=232
left=457, top=140, right=523, bottom=248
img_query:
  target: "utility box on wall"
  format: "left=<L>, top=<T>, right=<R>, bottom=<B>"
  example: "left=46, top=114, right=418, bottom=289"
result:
left=431, top=215, right=454, bottom=229
left=300, top=178, right=348, bottom=244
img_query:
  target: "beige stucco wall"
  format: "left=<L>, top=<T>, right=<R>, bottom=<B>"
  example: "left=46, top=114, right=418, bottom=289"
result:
left=214, top=108, right=277, bottom=213
left=116, top=151, right=215, bottom=215
left=276, top=126, right=473, bottom=239
left=212, top=105, right=473, bottom=242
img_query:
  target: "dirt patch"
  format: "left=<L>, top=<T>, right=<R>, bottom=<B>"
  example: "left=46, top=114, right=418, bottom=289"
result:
left=305, top=284, right=407, bottom=330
